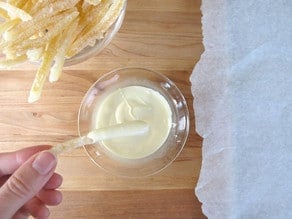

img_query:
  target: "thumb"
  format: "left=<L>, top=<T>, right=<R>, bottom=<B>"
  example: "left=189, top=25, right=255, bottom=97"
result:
left=0, top=151, right=57, bottom=218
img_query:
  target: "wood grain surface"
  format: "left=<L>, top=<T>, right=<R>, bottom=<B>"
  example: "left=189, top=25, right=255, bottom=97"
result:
left=0, top=0, right=205, bottom=218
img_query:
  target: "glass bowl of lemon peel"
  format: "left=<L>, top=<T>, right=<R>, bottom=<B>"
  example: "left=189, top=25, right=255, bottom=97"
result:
left=0, top=0, right=127, bottom=103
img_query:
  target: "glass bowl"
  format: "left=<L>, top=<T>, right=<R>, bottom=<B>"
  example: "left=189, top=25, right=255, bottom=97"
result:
left=78, top=67, right=189, bottom=177
left=64, top=0, right=127, bottom=66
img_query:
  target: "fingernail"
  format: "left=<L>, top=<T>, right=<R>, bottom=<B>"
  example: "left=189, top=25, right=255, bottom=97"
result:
left=32, top=151, right=57, bottom=175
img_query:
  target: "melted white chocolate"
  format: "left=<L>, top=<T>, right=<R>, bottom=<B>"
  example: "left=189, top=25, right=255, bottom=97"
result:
left=94, top=85, right=172, bottom=159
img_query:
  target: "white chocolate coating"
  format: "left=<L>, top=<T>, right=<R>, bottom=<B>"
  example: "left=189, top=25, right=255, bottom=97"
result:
left=94, top=85, right=172, bottom=159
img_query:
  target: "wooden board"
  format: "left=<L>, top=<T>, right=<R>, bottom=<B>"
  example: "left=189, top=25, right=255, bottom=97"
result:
left=0, top=0, right=205, bottom=218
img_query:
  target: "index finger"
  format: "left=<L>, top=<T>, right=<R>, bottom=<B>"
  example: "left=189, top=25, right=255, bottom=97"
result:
left=0, top=145, right=51, bottom=176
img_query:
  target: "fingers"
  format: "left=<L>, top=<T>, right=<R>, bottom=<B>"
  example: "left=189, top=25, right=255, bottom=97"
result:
left=10, top=172, right=63, bottom=218
left=25, top=198, right=50, bottom=219
left=0, top=175, right=10, bottom=187
left=39, top=172, right=63, bottom=206
left=0, top=151, right=57, bottom=219
left=0, top=172, right=62, bottom=193
left=11, top=209, right=30, bottom=219
left=0, top=145, right=51, bottom=176
left=15, top=198, right=50, bottom=219
left=44, top=173, right=63, bottom=190
left=38, top=189, right=63, bottom=206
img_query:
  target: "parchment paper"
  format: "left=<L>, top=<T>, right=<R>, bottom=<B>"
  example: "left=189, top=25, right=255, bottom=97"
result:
left=190, top=0, right=292, bottom=218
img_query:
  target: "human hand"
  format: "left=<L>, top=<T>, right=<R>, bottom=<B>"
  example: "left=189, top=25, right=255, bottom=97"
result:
left=0, top=146, right=63, bottom=219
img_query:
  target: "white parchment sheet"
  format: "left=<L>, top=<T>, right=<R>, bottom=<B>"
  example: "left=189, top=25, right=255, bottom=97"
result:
left=191, top=0, right=292, bottom=218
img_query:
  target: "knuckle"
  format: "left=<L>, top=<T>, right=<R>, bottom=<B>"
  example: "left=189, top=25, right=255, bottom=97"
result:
left=5, top=174, right=33, bottom=199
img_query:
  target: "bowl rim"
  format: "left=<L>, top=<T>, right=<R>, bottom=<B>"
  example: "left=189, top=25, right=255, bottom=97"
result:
left=64, top=0, right=128, bottom=67
left=78, top=67, right=190, bottom=177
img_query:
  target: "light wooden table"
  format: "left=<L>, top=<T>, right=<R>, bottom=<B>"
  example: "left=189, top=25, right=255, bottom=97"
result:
left=0, top=0, right=205, bottom=218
